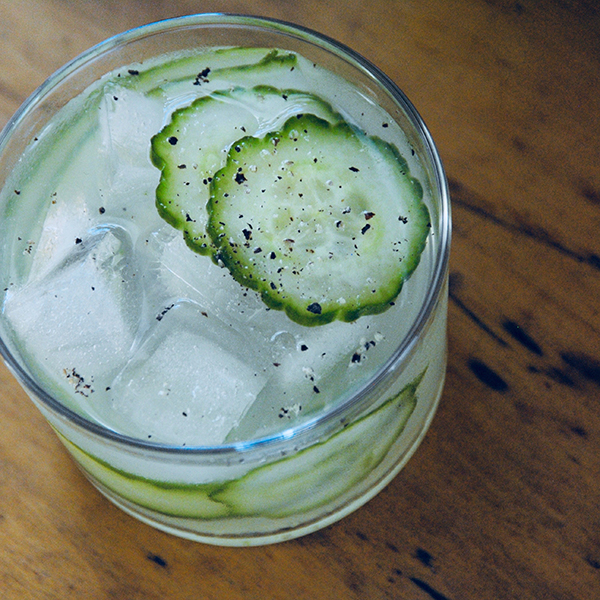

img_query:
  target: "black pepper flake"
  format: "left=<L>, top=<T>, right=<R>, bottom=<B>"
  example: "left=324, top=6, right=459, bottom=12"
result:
left=398, top=215, right=408, bottom=224
left=351, top=353, right=362, bottom=363
left=313, top=386, right=320, bottom=394
left=254, top=247, right=262, bottom=254
left=178, top=164, right=187, bottom=169
left=75, top=238, right=82, bottom=244
left=193, top=67, right=211, bottom=85
left=156, top=303, right=175, bottom=321
left=64, top=368, right=94, bottom=397
left=364, top=211, right=375, bottom=220
left=128, top=69, right=140, bottom=76
left=269, top=251, right=277, bottom=259
left=168, top=136, right=178, bottom=145
left=242, top=228, right=252, bottom=240
left=99, top=206, right=105, bottom=214
left=349, top=166, right=360, bottom=172
left=361, top=224, right=371, bottom=235
left=307, top=302, right=322, bottom=315
left=382, top=122, right=389, bottom=128
left=300, top=344, right=309, bottom=351
left=14, top=190, right=21, bottom=195
left=235, top=171, right=247, bottom=184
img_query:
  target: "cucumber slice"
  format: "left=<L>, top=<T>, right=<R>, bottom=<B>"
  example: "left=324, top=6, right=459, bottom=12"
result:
left=151, top=86, right=341, bottom=254
left=57, top=371, right=422, bottom=520
left=213, top=371, right=421, bottom=518
left=58, top=434, right=230, bottom=519
left=145, top=49, right=301, bottom=101
left=207, top=114, right=430, bottom=326
left=120, top=48, right=298, bottom=95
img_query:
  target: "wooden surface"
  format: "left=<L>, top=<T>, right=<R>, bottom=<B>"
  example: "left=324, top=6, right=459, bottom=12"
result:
left=1, top=1, right=599, bottom=598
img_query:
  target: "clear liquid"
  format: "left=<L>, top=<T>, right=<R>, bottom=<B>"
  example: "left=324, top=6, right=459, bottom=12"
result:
left=0, top=48, right=434, bottom=447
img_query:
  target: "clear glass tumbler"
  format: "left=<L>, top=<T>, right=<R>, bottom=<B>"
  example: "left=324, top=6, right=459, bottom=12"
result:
left=0, top=14, right=450, bottom=545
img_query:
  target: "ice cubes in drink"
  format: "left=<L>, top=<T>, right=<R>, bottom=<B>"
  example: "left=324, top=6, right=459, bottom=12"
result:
left=99, top=84, right=165, bottom=173
left=101, top=300, right=267, bottom=446
left=97, top=85, right=164, bottom=230
left=3, top=225, right=142, bottom=412
left=140, top=224, right=397, bottom=442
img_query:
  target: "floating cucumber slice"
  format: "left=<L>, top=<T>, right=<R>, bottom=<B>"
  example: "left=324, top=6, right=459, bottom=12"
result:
left=208, top=114, right=430, bottom=326
left=151, top=86, right=341, bottom=254
left=58, top=371, right=423, bottom=520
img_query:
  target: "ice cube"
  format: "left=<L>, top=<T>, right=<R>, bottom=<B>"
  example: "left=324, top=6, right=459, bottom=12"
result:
left=97, top=85, right=163, bottom=223
left=28, top=193, right=96, bottom=282
left=140, top=226, right=274, bottom=334
left=3, top=225, right=142, bottom=408
left=226, top=317, right=383, bottom=441
left=101, top=300, right=268, bottom=446
left=99, top=84, right=164, bottom=170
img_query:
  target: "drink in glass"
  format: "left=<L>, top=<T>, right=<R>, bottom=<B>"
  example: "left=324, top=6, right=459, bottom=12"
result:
left=0, top=15, right=450, bottom=545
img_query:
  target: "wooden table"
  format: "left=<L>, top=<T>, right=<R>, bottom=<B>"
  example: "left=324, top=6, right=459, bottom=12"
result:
left=1, top=1, right=599, bottom=598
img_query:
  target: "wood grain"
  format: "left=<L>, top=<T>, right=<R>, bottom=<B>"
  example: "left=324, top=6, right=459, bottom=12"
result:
left=1, top=1, right=599, bottom=598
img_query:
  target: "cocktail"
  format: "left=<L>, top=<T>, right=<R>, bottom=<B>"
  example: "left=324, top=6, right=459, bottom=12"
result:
left=0, top=14, right=450, bottom=545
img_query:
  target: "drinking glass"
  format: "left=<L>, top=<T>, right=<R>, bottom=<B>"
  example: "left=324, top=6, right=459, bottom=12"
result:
left=0, top=14, right=450, bottom=546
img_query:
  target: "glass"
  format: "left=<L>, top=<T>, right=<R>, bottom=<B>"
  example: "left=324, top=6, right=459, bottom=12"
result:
left=0, top=14, right=450, bottom=546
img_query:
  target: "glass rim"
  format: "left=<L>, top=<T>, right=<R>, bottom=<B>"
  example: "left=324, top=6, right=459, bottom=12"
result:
left=0, top=13, right=451, bottom=456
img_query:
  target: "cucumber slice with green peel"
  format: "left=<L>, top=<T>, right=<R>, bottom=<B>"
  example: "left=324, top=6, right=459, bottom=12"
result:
left=58, top=434, right=230, bottom=519
left=207, top=114, right=430, bottom=326
left=56, top=371, right=423, bottom=520
left=143, top=49, right=304, bottom=104
left=151, top=86, right=342, bottom=254
left=120, top=48, right=298, bottom=96
left=213, top=371, right=422, bottom=518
